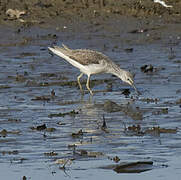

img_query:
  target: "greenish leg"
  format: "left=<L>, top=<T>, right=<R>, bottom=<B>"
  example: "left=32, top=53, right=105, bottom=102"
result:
left=77, top=73, right=84, bottom=94
left=86, top=75, right=93, bottom=96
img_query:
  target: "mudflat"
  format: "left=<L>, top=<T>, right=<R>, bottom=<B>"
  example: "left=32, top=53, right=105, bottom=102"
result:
left=0, top=1, right=181, bottom=180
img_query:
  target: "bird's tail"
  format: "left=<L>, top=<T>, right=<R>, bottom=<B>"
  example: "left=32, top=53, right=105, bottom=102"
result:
left=48, top=44, right=87, bottom=72
left=48, top=46, right=68, bottom=59
left=48, top=44, right=72, bottom=56
left=62, top=44, right=71, bottom=51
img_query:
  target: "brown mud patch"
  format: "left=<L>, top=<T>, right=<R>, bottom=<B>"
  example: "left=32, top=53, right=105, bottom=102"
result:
left=0, top=0, right=181, bottom=27
left=104, top=161, right=154, bottom=173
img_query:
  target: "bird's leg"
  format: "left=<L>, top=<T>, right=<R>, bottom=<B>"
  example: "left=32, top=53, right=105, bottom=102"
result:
left=77, top=73, right=84, bottom=94
left=86, top=75, right=93, bottom=96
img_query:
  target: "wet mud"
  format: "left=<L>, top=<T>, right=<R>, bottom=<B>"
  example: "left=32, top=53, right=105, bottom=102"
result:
left=0, top=0, right=181, bottom=180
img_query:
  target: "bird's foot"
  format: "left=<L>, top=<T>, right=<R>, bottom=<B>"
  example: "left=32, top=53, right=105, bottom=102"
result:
left=90, top=91, right=94, bottom=96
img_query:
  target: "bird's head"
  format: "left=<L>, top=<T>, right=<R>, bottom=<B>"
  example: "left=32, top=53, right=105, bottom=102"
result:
left=119, top=71, right=140, bottom=94
left=121, top=71, right=134, bottom=86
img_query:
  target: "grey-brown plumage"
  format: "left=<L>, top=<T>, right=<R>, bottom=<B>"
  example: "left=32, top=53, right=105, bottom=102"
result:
left=48, top=44, right=138, bottom=95
left=51, top=44, right=112, bottom=65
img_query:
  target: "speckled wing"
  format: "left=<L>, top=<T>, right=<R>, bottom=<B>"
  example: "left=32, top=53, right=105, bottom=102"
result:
left=68, top=49, right=111, bottom=66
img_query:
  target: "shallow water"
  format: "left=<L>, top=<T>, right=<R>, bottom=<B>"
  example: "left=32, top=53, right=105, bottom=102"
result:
left=0, top=25, right=181, bottom=180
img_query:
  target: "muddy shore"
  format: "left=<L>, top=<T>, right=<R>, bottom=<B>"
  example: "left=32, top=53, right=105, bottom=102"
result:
left=1, top=0, right=181, bottom=33
left=0, top=0, right=181, bottom=48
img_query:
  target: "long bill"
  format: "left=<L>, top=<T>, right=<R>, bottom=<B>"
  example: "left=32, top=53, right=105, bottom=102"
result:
left=132, top=83, right=141, bottom=95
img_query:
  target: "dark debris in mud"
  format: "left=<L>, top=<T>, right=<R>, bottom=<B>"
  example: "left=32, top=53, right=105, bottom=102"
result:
left=16, top=74, right=27, bottom=82
left=152, top=108, right=168, bottom=115
left=113, top=161, right=153, bottom=173
left=48, top=109, right=79, bottom=118
left=0, top=85, right=11, bottom=89
left=113, top=156, right=120, bottom=163
left=8, top=118, right=21, bottom=123
left=31, top=96, right=51, bottom=101
left=30, top=124, right=46, bottom=131
left=140, top=98, right=159, bottom=103
left=100, top=161, right=153, bottom=173
left=129, top=28, right=149, bottom=34
left=128, top=124, right=141, bottom=132
left=37, top=33, right=58, bottom=40
left=140, top=64, right=165, bottom=74
left=145, top=126, right=177, bottom=134
left=101, top=115, right=109, bottom=133
left=44, top=151, right=58, bottom=156
left=0, top=129, right=20, bottom=137
left=1, top=150, right=19, bottom=155
left=122, top=89, right=131, bottom=96
left=124, top=125, right=178, bottom=136
left=124, top=48, right=134, bottom=53
left=71, top=129, right=83, bottom=138
left=74, top=149, right=104, bottom=158
left=67, top=144, right=77, bottom=149
left=140, top=64, right=154, bottom=73
left=124, top=124, right=144, bottom=136
left=36, top=124, right=46, bottom=131
left=30, top=124, right=56, bottom=132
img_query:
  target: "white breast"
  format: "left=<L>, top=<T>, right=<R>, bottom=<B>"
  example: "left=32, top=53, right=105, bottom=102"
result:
left=82, top=63, right=107, bottom=76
